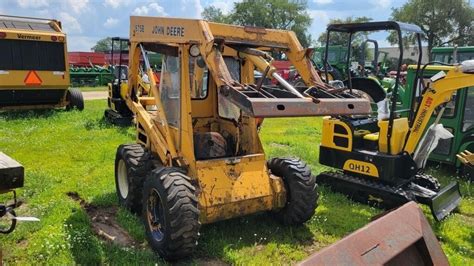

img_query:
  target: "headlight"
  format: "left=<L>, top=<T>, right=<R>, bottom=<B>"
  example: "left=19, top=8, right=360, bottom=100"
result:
left=189, top=44, right=201, bottom=57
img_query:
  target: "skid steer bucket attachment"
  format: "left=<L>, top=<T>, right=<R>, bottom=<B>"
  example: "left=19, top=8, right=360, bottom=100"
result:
left=298, top=202, right=449, bottom=266
left=422, top=182, right=461, bottom=221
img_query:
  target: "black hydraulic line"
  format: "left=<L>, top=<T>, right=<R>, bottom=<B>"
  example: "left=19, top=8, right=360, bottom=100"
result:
left=111, top=39, right=114, bottom=66
left=118, top=39, right=123, bottom=87
left=419, top=61, right=452, bottom=94
left=386, top=27, right=404, bottom=155
left=346, top=32, right=354, bottom=93
left=324, top=31, right=331, bottom=84
left=408, top=34, right=423, bottom=125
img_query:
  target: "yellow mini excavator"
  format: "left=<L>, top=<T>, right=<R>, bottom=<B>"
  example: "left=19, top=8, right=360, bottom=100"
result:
left=316, top=21, right=473, bottom=221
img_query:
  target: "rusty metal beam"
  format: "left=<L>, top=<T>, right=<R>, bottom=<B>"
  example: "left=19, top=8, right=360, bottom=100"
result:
left=220, top=85, right=371, bottom=117
left=298, top=201, right=449, bottom=266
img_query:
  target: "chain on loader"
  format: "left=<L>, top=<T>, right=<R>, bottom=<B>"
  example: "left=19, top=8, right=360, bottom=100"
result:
left=108, top=16, right=372, bottom=260
left=316, top=21, right=472, bottom=221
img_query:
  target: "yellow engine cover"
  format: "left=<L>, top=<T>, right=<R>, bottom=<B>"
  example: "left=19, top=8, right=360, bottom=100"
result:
left=378, top=118, right=409, bottom=155
left=321, top=117, right=353, bottom=151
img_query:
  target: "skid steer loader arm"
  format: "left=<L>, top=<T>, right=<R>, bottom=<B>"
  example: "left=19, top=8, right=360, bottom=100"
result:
left=298, top=202, right=449, bottom=266
left=128, top=17, right=371, bottom=119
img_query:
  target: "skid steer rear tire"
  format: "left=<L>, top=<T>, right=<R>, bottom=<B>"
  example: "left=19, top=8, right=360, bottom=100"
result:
left=115, top=144, right=151, bottom=213
left=66, top=88, right=84, bottom=111
left=142, top=168, right=200, bottom=260
left=267, top=157, right=318, bottom=225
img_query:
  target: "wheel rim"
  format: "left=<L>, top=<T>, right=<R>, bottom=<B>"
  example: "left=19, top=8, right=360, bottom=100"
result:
left=321, top=73, right=335, bottom=82
left=117, top=159, right=129, bottom=199
left=327, top=73, right=334, bottom=81
left=147, top=188, right=165, bottom=241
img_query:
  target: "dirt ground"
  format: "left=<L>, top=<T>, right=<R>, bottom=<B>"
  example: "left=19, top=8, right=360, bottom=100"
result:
left=82, top=91, right=107, bottom=100
left=66, top=192, right=137, bottom=247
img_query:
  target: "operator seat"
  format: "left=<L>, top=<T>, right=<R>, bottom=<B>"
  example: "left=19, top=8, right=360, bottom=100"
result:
left=194, top=132, right=229, bottom=160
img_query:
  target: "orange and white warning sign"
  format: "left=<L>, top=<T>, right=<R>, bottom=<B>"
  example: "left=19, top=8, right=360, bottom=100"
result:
left=24, top=70, right=42, bottom=86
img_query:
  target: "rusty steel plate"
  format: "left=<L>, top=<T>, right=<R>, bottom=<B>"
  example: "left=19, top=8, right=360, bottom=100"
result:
left=298, top=201, right=449, bottom=266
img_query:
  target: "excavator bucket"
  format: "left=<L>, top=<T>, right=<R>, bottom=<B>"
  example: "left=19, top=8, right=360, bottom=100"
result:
left=424, top=181, right=461, bottom=221
left=298, top=202, right=449, bottom=266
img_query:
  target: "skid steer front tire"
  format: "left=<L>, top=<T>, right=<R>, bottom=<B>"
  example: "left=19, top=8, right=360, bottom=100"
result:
left=268, top=157, right=318, bottom=225
left=143, top=168, right=200, bottom=260
left=115, top=144, right=151, bottom=213
left=66, top=88, right=84, bottom=111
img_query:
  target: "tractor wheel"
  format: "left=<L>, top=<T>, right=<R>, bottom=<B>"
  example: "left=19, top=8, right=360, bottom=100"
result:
left=142, top=168, right=200, bottom=260
left=413, top=173, right=441, bottom=192
left=0, top=209, right=16, bottom=234
left=267, top=157, right=318, bottom=225
left=66, top=88, right=84, bottom=111
left=460, top=164, right=473, bottom=181
left=322, top=67, right=343, bottom=81
left=115, top=144, right=151, bottom=213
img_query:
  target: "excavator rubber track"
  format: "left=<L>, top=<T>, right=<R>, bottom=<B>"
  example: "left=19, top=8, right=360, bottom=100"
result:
left=317, top=171, right=461, bottom=221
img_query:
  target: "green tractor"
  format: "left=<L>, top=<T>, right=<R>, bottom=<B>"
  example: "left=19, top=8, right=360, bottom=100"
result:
left=313, top=45, right=347, bottom=80
left=313, top=42, right=391, bottom=88
left=431, top=46, right=474, bottom=64
left=397, top=47, right=474, bottom=176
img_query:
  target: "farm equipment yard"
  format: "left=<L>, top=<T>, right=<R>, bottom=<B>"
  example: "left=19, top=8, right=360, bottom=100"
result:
left=1, top=0, right=474, bottom=264
left=0, top=99, right=473, bottom=265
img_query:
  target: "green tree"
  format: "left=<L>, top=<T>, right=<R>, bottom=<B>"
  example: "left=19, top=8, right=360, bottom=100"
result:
left=92, top=37, right=112, bottom=52
left=201, top=6, right=230, bottom=24
left=201, top=0, right=313, bottom=47
left=390, top=0, right=474, bottom=57
left=92, top=37, right=127, bottom=52
left=317, top=16, right=373, bottom=46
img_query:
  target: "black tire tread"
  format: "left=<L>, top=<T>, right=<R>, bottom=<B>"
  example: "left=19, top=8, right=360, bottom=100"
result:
left=267, top=157, right=318, bottom=225
left=66, top=88, right=84, bottom=111
left=143, top=168, right=200, bottom=260
left=115, top=144, right=151, bottom=213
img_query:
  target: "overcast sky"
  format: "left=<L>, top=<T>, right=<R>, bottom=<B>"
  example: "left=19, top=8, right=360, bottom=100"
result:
left=1, top=0, right=411, bottom=51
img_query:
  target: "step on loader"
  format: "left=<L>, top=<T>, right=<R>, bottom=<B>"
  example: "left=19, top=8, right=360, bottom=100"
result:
left=316, top=21, right=472, bottom=221
left=110, top=16, right=372, bottom=259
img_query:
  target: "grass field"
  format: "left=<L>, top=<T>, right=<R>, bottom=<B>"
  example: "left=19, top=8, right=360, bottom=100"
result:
left=0, top=100, right=472, bottom=265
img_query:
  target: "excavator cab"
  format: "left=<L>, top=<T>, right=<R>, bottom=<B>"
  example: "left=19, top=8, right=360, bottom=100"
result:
left=317, top=21, right=468, bottom=221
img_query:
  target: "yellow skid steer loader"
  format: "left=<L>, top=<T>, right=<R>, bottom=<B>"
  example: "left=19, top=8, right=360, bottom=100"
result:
left=110, top=16, right=372, bottom=259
